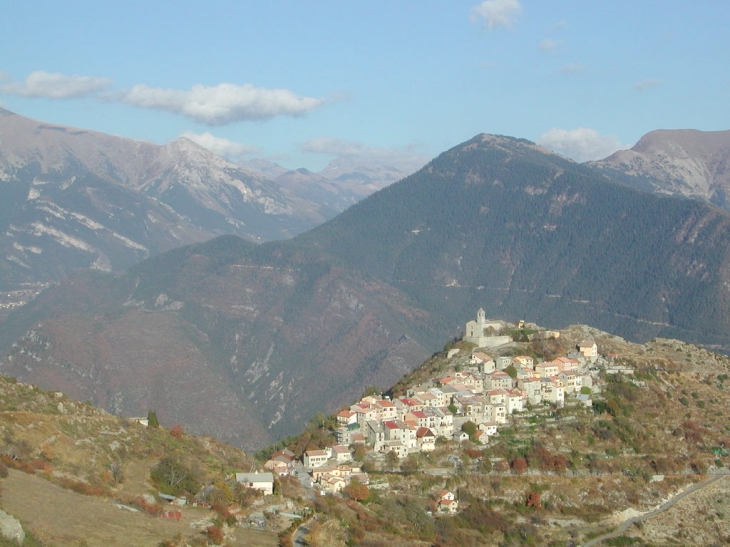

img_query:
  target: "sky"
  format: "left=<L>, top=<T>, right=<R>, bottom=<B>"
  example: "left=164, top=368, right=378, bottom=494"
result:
left=1, top=1, right=728, bottom=171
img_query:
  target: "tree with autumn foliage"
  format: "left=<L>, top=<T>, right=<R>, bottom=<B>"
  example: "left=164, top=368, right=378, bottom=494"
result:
left=206, top=525, right=224, bottom=545
left=343, top=478, right=370, bottom=502
left=510, top=456, right=528, bottom=475
left=526, top=491, right=542, bottom=509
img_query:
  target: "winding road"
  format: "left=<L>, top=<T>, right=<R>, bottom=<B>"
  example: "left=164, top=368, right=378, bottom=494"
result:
left=582, top=473, right=729, bottom=547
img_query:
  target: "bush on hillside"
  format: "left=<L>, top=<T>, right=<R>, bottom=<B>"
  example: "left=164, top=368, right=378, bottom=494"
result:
left=150, top=457, right=200, bottom=496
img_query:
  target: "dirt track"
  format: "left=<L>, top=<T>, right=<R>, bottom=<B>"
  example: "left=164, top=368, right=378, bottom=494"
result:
left=582, top=473, right=730, bottom=547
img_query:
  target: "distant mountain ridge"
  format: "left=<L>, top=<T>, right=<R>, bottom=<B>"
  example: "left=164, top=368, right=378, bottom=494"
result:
left=590, top=128, right=730, bottom=209
left=241, top=154, right=429, bottom=215
left=4, top=132, right=730, bottom=450
left=0, top=108, right=421, bottom=304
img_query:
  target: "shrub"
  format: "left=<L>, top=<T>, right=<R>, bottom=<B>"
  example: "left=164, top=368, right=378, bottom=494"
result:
left=56, top=477, right=109, bottom=497
left=132, top=496, right=164, bottom=517
left=206, top=525, right=224, bottom=545
left=494, top=460, right=510, bottom=473
left=150, top=457, right=200, bottom=496
left=510, top=457, right=528, bottom=475
left=605, top=536, right=640, bottom=546
left=31, top=459, right=52, bottom=473
left=526, top=491, right=542, bottom=509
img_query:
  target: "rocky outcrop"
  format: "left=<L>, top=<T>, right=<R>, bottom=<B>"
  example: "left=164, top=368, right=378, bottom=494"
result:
left=0, top=509, right=25, bottom=545
left=590, top=129, right=730, bottom=209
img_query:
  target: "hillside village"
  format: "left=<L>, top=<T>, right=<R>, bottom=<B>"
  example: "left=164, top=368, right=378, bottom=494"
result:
left=261, top=309, right=624, bottom=513
left=2, top=310, right=730, bottom=546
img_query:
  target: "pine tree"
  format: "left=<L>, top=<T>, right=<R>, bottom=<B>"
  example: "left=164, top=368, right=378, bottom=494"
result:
left=147, top=410, right=160, bottom=428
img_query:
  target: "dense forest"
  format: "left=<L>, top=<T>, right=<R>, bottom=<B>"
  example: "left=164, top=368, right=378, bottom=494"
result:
left=298, top=134, right=730, bottom=349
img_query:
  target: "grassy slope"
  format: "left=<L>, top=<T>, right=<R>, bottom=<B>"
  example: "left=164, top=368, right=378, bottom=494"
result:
left=0, top=376, right=280, bottom=547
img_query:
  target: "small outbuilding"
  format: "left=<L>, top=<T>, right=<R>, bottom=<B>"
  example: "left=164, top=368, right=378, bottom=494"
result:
left=235, top=472, right=274, bottom=495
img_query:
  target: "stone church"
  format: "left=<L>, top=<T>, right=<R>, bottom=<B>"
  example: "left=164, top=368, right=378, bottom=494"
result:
left=463, top=308, right=511, bottom=348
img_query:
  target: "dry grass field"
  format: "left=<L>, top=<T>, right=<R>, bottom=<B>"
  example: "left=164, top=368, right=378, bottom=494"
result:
left=0, top=469, right=278, bottom=547
left=1, top=469, right=189, bottom=546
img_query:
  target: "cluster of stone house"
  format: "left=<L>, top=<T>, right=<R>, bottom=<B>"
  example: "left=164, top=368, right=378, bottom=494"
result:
left=333, top=393, right=452, bottom=458
left=262, top=445, right=369, bottom=494
left=299, top=447, right=369, bottom=494
left=258, top=311, right=609, bottom=502
left=328, top=333, right=601, bottom=456
left=310, top=463, right=369, bottom=494
left=264, top=448, right=297, bottom=476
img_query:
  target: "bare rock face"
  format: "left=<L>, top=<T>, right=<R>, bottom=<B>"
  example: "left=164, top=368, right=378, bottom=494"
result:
left=590, top=129, right=730, bottom=209
left=0, top=107, right=329, bottom=296
left=0, top=509, right=25, bottom=545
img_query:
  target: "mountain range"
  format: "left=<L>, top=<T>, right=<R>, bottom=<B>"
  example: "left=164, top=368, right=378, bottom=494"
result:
left=241, top=154, right=423, bottom=211
left=0, top=108, right=422, bottom=309
left=3, top=126, right=730, bottom=450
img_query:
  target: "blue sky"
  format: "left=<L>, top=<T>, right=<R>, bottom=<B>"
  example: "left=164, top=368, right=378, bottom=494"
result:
left=1, top=1, right=728, bottom=171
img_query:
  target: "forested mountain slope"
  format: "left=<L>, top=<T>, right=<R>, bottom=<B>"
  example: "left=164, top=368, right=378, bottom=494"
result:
left=0, top=236, right=434, bottom=449
left=299, top=134, right=730, bottom=349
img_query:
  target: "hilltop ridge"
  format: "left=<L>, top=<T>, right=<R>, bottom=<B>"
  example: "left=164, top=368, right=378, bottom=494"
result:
left=262, top=319, right=730, bottom=547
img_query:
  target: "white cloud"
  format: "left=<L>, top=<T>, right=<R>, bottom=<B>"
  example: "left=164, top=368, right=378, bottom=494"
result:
left=0, top=71, right=111, bottom=99
left=540, top=38, right=557, bottom=51
left=179, top=131, right=260, bottom=160
left=537, top=127, right=627, bottom=162
left=633, top=79, right=661, bottom=91
left=301, top=136, right=431, bottom=171
left=121, top=82, right=327, bottom=125
left=470, top=0, right=522, bottom=30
